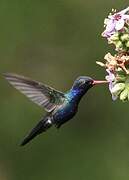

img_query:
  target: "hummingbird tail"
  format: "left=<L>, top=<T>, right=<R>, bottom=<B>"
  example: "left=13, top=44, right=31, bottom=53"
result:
left=20, top=116, right=52, bottom=146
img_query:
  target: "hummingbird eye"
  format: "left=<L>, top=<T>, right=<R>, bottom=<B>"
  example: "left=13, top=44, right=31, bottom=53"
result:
left=88, top=80, right=93, bottom=85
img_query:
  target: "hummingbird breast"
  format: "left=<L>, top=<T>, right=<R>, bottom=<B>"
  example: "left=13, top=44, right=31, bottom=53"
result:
left=52, top=99, right=78, bottom=128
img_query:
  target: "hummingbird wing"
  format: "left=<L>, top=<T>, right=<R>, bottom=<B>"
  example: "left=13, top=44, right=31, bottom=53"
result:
left=3, top=73, right=65, bottom=112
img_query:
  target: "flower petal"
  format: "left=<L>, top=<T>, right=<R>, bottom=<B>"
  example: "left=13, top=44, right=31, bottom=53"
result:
left=119, top=7, right=129, bottom=15
left=105, top=19, right=115, bottom=32
left=112, top=94, right=118, bottom=101
left=115, top=19, right=125, bottom=30
left=109, top=82, right=113, bottom=92
left=122, top=14, right=129, bottom=20
left=106, top=69, right=115, bottom=80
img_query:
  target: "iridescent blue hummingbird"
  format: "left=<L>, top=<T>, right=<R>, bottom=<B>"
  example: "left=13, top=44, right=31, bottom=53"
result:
left=3, top=73, right=107, bottom=146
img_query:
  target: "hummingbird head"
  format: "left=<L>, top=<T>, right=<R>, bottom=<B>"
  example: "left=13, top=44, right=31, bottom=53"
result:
left=72, top=76, right=107, bottom=91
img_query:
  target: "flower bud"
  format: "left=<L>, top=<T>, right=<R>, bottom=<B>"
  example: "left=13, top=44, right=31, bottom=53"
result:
left=110, top=33, right=119, bottom=41
left=115, top=41, right=123, bottom=49
left=120, top=88, right=128, bottom=101
left=111, top=83, right=125, bottom=95
left=96, top=61, right=105, bottom=67
left=120, top=34, right=129, bottom=42
left=125, top=41, right=129, bottom=48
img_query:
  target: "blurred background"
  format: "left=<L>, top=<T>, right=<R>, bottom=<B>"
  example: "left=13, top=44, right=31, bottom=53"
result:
left=0, top=0, right=129, bottom=180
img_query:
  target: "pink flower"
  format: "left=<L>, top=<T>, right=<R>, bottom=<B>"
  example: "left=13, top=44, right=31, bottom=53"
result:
left=105, top=69, right=117, bottom=100
left=102, top=7, right=129, bottom=38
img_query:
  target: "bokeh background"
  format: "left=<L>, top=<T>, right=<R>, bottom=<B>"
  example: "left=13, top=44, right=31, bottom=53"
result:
left=0, top=1, right=129, bottom=180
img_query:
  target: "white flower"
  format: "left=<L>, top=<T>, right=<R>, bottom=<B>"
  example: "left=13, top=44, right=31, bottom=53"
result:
left=102, top=7, right=129, bottom=38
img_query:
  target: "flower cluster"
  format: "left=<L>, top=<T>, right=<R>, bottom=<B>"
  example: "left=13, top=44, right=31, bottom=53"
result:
left=102, top=7, right=129, bottom=52
left=97, top=7, right=129, bottom=101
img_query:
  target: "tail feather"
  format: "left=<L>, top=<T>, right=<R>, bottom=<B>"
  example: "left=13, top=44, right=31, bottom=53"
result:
left=20, top=116, right=52, bottom=146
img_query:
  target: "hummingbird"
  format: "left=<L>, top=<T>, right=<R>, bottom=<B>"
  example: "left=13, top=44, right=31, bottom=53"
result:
left=3, top=73, right=107, bottom=146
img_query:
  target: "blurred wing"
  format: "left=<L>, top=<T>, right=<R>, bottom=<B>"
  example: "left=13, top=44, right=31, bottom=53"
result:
left=3, top=73, right=65, bottom=112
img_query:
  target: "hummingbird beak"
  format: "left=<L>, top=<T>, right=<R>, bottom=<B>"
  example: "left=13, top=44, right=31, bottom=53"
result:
left=92, top=80, right=108, bottom=85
